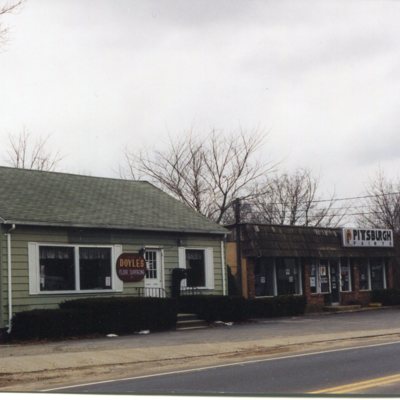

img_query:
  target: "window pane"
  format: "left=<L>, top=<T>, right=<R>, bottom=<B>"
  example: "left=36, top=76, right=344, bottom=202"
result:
left=40, top=246, right=75, bottom=291
left=310, top=260, right=317, bottom=294
left=276, top=258, right=300, bottom=295
left=186, top=249, right=205, bottom=287
left=319, top=260, right=330, bottom=293
left=340, top=258, right=351, bottom=292
left=145, top=250, right=158, bottom=279
left=370, top=259, right=384, bottom=290
left=359, top=262, right=369, bottom=290
left=79, top=247, right=112, bottom=290
left=254, top=258, right=274, bottom=296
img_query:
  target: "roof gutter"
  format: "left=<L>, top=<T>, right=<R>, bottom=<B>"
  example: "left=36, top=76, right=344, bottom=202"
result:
left=5, top=224, right=16, bottom=334
left=2, top=220, right=228, bottom=235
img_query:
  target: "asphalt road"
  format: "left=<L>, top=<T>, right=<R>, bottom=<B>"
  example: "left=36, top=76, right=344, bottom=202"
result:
left=52, top=339, right=400, bottom=395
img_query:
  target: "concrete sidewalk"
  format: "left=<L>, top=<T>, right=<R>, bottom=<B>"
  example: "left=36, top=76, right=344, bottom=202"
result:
left=1, top=308, right=400, bottom=377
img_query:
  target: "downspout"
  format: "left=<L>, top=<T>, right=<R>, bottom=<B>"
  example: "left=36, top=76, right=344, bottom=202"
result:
left=5, top=224, right=16, bottom=334
left=221, top=235, right=227, bottom=296
left=234, top=199, right=242, bottom=296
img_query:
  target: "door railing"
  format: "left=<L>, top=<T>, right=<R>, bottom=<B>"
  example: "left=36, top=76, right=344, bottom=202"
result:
left=133, top=287, right=167, bottom=298
left=180, top=286, right=204, bottom=296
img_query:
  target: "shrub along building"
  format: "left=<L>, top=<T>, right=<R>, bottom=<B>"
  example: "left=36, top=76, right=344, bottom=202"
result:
left=226, top=224, right=397, bottom=311
left=0, top=166, right=228, bottom=332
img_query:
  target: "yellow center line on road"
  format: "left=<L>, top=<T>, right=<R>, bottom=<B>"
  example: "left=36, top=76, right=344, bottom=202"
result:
left=310, top=373, right=400, bottom=394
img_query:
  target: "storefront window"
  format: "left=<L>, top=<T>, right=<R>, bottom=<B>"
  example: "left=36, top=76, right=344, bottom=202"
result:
left=79, top=247, right=112, bottom=290
left=185, top=249, right=207, bottom=287
left=39, top=246, right=75, bottom=291
left=319, top=260, right=330, bottom=293
left=340, top=258, right=351, bottom=292
left=254, top=258, right=275, bottom=296
left=370, top=258, right=385, bottom=290
left=38, top=245, right=113, bottom=292
left=276, top=258, right=301, bottom=295
left=359, top=263, right=369, bottom=290
left=310, top=261, right=318, bottom=294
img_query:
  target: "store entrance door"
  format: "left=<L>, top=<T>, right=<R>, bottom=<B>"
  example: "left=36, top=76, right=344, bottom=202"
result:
left=330, top=261, right=340, bottom=304
left=144, top=249, right=163, bottom=296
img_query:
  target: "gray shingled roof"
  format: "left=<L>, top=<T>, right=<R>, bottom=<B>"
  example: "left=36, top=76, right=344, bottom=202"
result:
left=0, top=167, right=227, bottom=235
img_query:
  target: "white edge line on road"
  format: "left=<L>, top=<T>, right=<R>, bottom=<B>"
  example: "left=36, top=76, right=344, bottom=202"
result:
left=42, top=339, right=400, bottom=392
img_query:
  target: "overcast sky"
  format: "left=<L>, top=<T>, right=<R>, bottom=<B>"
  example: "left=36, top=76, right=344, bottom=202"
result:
left=1, top=0, right=400, bottom=199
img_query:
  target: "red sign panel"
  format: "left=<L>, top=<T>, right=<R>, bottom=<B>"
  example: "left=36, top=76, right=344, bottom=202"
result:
left=116, top=253, right=147, bottom=282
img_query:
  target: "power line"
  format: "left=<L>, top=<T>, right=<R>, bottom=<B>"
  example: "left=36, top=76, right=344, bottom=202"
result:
left=244, top=207, right=400, bottom=220
left=251, top=190, right=400, bottom=207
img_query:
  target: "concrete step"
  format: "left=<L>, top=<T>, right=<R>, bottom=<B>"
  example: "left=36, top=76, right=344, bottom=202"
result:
left=323, top=304, right=362, bottom=312
left=176, top=313, right=209, bottom=331
left=368, top=302, right=382, bottom=308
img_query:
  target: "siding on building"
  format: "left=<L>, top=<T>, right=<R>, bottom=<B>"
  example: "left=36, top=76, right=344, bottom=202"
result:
left=0, top=225, right=225, bottom=328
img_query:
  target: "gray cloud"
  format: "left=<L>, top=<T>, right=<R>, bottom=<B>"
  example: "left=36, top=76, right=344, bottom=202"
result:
left=2, top=0, right=400, bottom=198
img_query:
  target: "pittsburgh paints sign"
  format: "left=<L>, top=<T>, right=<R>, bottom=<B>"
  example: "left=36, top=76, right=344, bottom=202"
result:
left=342, top=228, right=394, bottom=247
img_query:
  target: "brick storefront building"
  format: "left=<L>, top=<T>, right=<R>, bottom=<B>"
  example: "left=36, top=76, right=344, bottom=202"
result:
left=226, top=224, right=397, bottom=311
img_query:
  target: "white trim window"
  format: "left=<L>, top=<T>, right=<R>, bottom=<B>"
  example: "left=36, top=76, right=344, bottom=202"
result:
left=275, top=258, right=302, bottom=295
left=357, top=258, right=386, bottom=291
left=339, top=258, right=352, bottom=292
left=358, top=261, right=370, bottom=291
left=310, top=259, right=331, bottom=294
left=254, top=258, right=302, bottom=297
left=178, top=247, right=214, bottom=289
left=254, top=258, right=275, bottom=297
left=370, top=258, right=387, bottom=290
left=318, top=259, right=330, bottom=293
left=29, top=243, right=123, bottom=294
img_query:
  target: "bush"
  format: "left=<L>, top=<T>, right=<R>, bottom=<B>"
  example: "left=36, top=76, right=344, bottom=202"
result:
left=248, top=295, right=307, bottom=318
left=247, top=297, right=278, bottom=318
left=179, top=295, right=249, bottom=322
left=179, top=294, right=307, bottom=322
left=371, top=289, right=400, bottom=305
left=11, top=297, right=178, bottom=341
left=11, top=308, right=93, bottom=340
left=10, top=294, right=307, bottom=341
left=60, top=297, right=178, bottom=333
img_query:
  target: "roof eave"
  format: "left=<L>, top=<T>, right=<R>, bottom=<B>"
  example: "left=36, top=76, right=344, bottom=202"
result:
left=1, top=220, right=228, bottom=236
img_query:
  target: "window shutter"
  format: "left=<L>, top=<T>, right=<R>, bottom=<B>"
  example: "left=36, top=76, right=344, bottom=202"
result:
left=113, top=245, right=123, bottom=292
left=28, top=242, right=39, bottom=295
left=205, top=248, right=214, bottom=289
left=178, top=247, right=186, bottom=269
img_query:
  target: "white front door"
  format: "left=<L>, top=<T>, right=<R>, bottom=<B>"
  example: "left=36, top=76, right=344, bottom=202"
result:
left=144, top=249, right=163, bottom=294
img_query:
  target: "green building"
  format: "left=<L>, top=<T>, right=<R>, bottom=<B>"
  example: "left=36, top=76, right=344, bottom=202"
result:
left=0, top=167, right=228, bottom=331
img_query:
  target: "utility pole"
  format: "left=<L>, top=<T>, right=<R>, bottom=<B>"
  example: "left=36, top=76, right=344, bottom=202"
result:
left=234, top=198, right=242, bottom=296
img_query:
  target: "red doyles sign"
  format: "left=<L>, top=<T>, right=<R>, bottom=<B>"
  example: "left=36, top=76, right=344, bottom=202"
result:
left=116, top=253, right=147, bottom=282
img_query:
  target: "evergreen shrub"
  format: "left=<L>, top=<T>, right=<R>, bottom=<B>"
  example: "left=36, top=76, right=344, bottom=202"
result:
left=179, top=295, right=249, bottom=322
left=11, top=308, right=92, bottom=340
left=371, top=289, right=400, bottom=305
left=11, top=297, right=178, bottom=341
left=179, top=294, right=306, bottom=322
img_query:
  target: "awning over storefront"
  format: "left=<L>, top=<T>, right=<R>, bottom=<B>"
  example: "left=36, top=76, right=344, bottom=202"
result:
left=232, top=224, right=396, bottom=259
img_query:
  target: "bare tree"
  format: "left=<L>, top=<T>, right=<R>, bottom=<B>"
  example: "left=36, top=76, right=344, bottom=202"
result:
left=248, top=168, right=347, bottom=227
left=122, top=128, right=273, bottom=224
left=357, top=169, right=400, bottom=232
left=6, top=129, right=63, bottom=171
left=0, top=1, right=24, bottom=46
